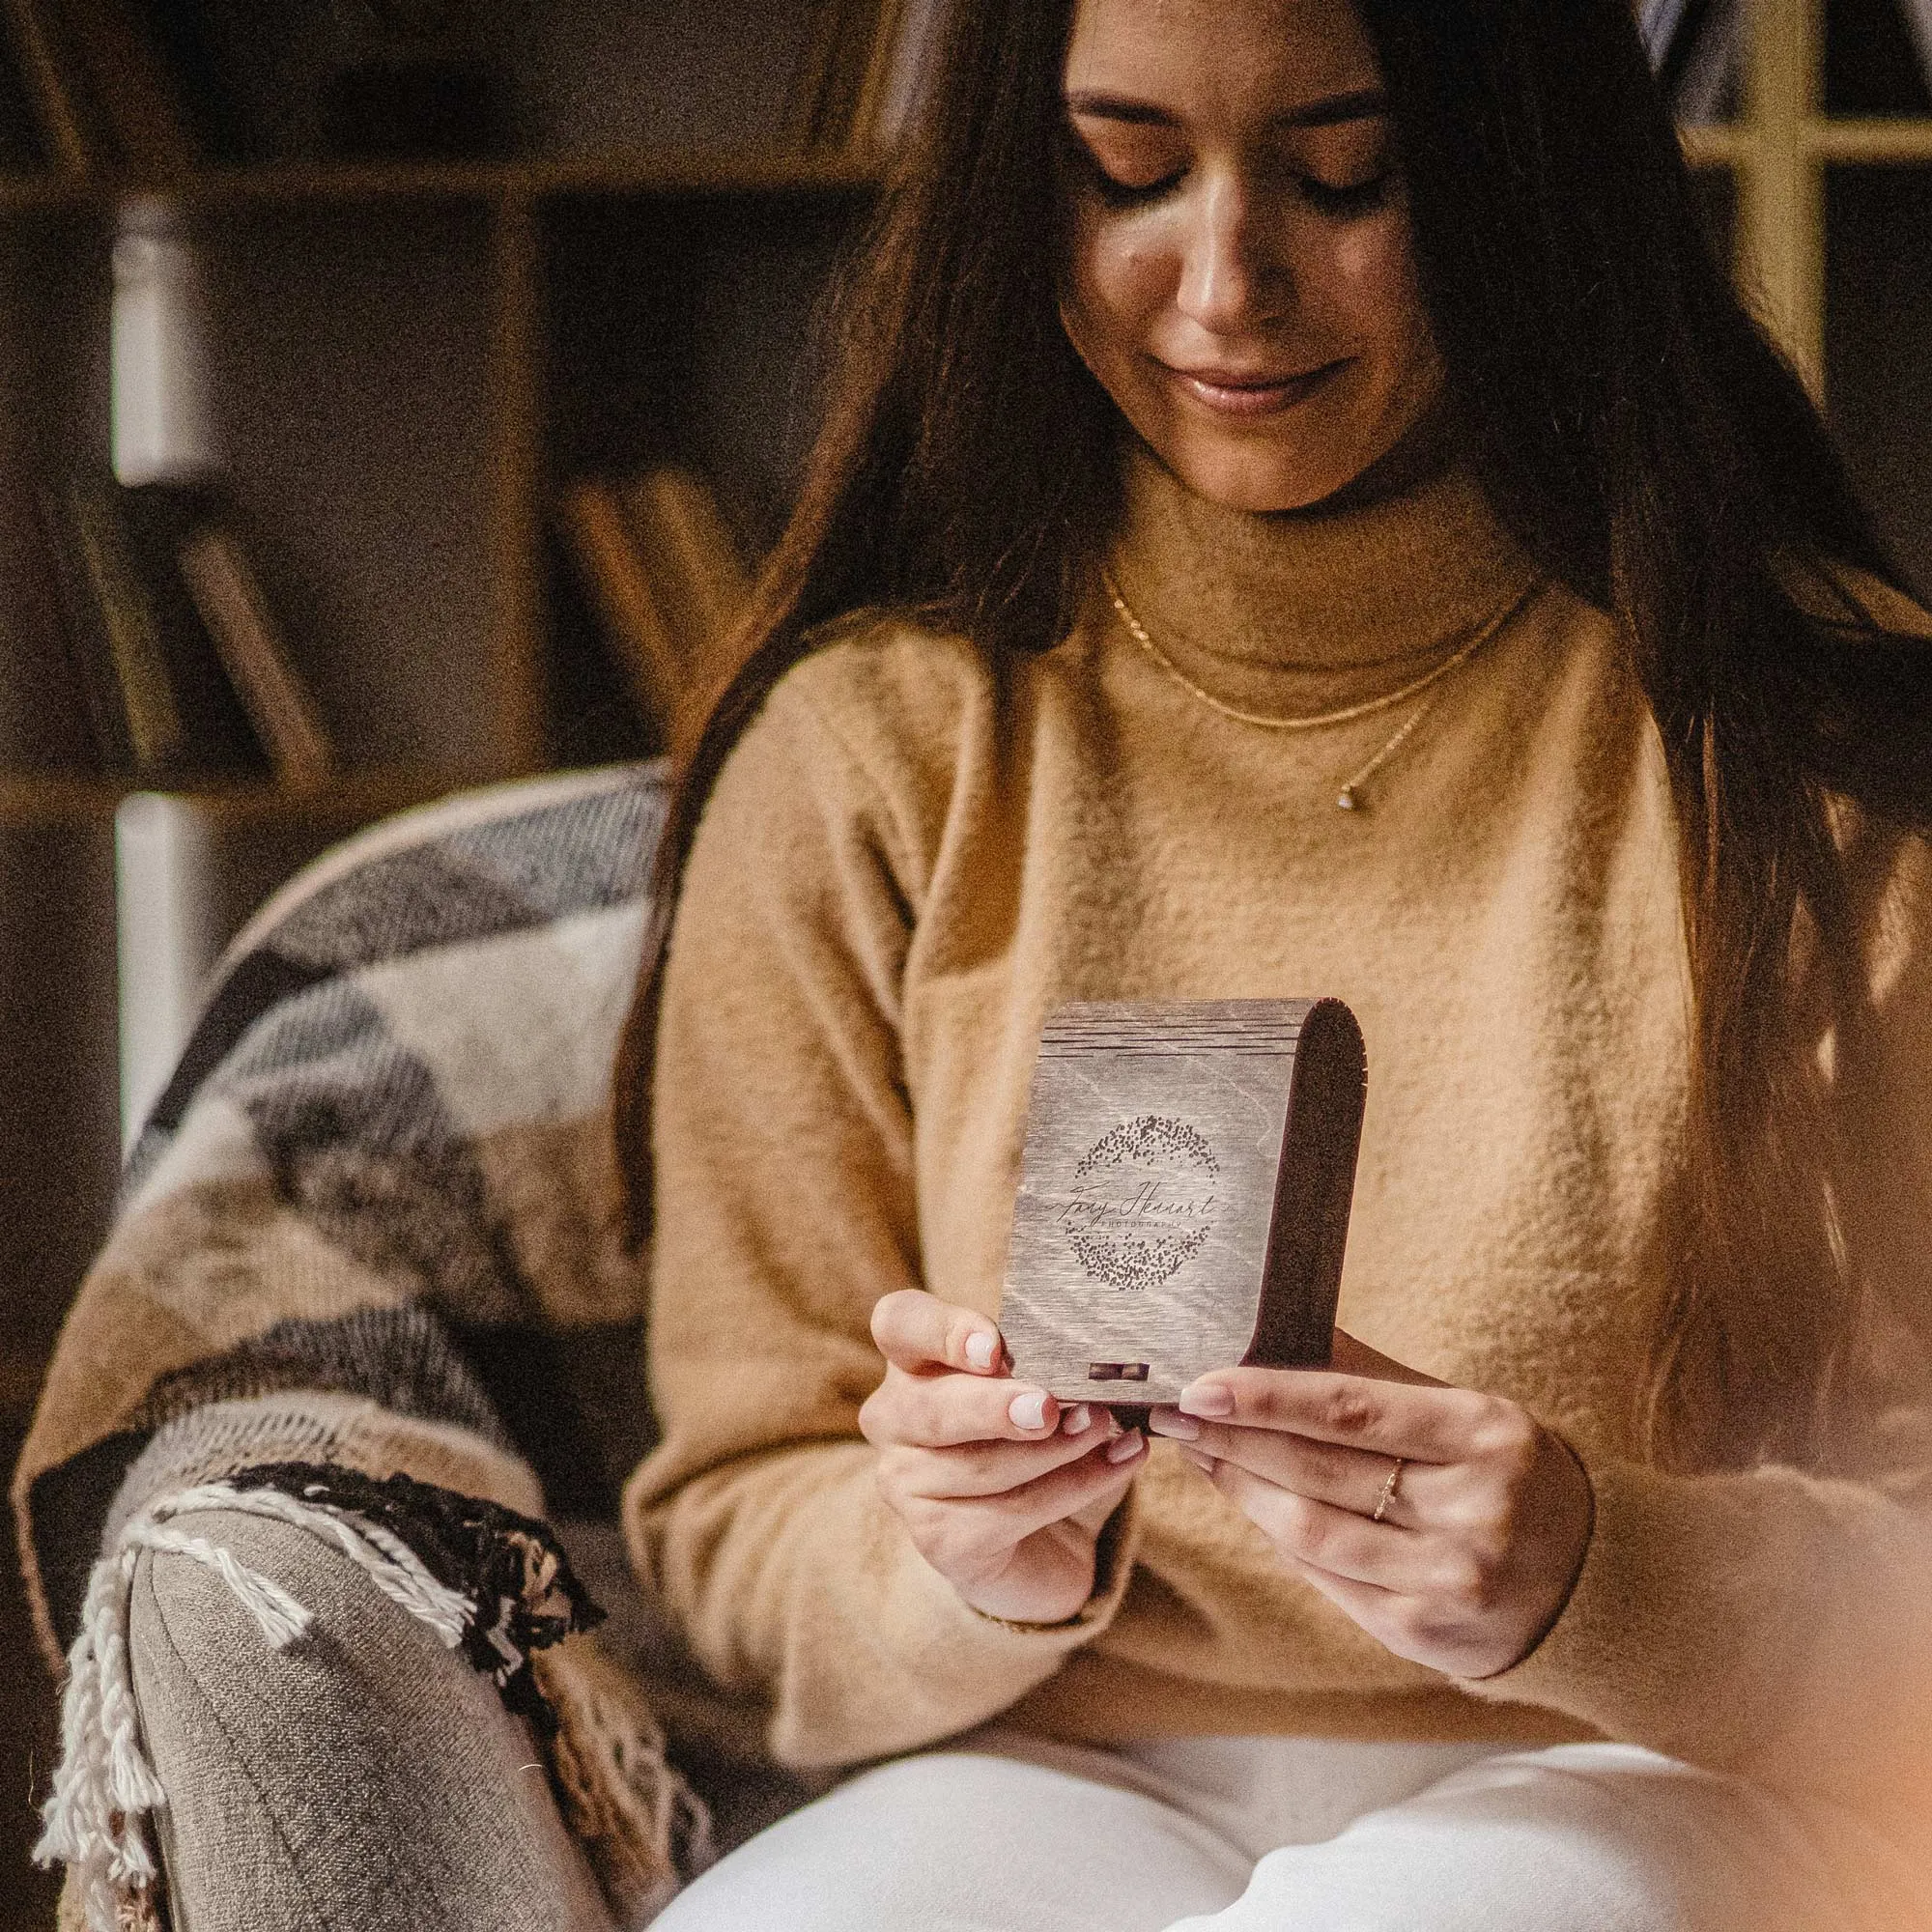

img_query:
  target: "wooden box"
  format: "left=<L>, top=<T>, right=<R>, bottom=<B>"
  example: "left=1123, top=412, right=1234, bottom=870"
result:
left=999, top=999, right=1366, bottom=1409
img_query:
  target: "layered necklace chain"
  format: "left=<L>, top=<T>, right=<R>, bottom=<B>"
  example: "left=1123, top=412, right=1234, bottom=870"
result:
left=1100, top=569, right=1545, bottom=811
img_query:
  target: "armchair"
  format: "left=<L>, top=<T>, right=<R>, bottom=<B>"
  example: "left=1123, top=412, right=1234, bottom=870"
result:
left=14, top=763, right=800, bottom=1931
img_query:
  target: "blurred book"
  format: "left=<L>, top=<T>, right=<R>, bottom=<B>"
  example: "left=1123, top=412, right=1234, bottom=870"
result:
left=557, top=466, right=751, bottom=752
left=558, top=476, right=686, bottom=745
left=38, top=485, right=131, bottom=772
left=621, top=467, right=752, bottom=705
left=787, top=0, right=880, bottom=152
left=116, top=480, right=271, bottom=779
left=95, top=189, right=333, bottom=789
left=870, top=0, right=946, bottom=146
left=37, top=473, right=292, bottom=784
left=1651, top=0, right=1932, bottom=118
left=0, top=491, right=99, bottom=770
left=180, top=521, right=337, bottom=790
left=791, top=0, right=946, bottom=154
left=2, top=0, right=90, bottom=168
left=40, top=474, right=185, bottom=775
left=1, top=0, right=199, bottom=177
left=1641, top=0, right=1741, bottom=124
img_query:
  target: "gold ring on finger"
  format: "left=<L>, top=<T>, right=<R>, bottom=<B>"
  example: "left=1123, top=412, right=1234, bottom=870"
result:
left=1370, top=1456, right=1406, bottom=1524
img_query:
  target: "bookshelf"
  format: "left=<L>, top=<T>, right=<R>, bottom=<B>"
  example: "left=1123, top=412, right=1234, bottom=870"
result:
left=0, top=9, right=880, bottom=1922
left=0, top=22, right=883, bottom=1262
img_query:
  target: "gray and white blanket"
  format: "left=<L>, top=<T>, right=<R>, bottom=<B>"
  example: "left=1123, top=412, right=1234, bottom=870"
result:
left=14, top=761, right=724, bottom=1931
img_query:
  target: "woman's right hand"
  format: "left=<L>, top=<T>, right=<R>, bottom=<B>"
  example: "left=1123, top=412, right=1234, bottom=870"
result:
left=859, top=1289, right=1148, bottom=1625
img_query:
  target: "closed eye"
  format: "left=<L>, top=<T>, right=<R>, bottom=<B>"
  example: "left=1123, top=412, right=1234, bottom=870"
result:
left=1299, top=173, right=1394, bottom=217
left=1091, top=166, right=1187, bottom=208
left=1082, top=163, right=1394, bottom=218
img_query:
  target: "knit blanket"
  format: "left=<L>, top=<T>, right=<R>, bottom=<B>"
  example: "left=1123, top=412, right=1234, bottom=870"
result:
left=13, top=762, right=718, bottom=1930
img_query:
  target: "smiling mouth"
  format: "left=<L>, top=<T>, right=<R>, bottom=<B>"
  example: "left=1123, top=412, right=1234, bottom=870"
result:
left=1163, top=360, right=1348, bottom=416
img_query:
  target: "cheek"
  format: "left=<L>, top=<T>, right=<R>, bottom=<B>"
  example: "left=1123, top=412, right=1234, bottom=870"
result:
left=1065, top=218, right=1172, bottom=360
left=1327, top=219, right=1433, bottom=369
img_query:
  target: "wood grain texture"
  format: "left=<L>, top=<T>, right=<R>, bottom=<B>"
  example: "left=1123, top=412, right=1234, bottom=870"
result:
left=1000, top=999, right=1365, bottom=1407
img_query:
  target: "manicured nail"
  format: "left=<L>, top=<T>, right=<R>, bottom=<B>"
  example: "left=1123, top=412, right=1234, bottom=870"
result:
left=1179, top=1382, right=1235, bottom=1418
left=1061, top=1404, right=1094, bottom=1435
left=1148, top=1408, right=1200, bottom=1440
left=965, top=1331, right=999, bottom=1372
left=1009, top=1390, right=1050, bottom=1431
left=1179, top=1446, right=1218, bottom=1475
left=1105, top=1429, right=1146, bottom=1464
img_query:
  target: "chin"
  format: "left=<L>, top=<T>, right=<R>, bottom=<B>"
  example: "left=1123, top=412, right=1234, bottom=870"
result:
left=1131, top=390, right=1401, bottom=513
left=1163, top=440, right=1376, bottom=515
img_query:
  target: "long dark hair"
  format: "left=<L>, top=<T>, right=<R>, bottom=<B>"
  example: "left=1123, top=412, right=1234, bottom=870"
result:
left=616, top=0, right=1932, bottom=1471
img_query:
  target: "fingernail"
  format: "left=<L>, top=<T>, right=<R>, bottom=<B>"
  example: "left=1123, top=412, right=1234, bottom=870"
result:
left=1061, top=1404, right=1094, bottom=1435
left=1147, top=1409, right=1200, bottom=1441
left=1179, top=1382, right=1235, bottom=1418
left=1009, top=1390, right=1050, bottom=1431
left=965, top=1331, right=999, bottom=1372
left=1105, top=1428, right=1146, bottom=1464
left=1179, top=1446, right=1218, bottom=1475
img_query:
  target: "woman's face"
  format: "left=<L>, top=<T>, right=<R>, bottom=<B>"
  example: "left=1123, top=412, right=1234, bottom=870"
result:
left=1059, top=0, right=1442, bottom=513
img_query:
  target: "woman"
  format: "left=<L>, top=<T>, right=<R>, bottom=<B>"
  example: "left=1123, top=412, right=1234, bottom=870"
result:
left=622, top=0, right=1932, bottom=1925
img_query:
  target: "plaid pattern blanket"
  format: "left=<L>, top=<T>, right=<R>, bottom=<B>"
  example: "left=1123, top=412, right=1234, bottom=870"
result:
left=12, top=761, right=716, bottom=1928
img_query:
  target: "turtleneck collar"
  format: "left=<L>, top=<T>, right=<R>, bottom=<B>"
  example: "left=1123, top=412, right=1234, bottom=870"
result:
left=1106, top=416, right=1543, bottom=687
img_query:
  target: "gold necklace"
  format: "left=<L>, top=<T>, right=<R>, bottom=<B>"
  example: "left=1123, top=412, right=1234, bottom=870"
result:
left=1101, top=569, right=1543, bottom=811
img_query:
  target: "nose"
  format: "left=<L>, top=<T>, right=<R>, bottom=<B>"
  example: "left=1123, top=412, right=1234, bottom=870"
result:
left=1176, top=172, right=1290, bottom=332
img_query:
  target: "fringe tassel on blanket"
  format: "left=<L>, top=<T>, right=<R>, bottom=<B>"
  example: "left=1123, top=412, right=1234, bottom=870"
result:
left=35, top=1464, right=607, bottom=1932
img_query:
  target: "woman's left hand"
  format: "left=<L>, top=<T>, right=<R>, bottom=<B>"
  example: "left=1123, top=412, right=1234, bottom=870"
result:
left=1148, top=1332, right=1594, bottom=1680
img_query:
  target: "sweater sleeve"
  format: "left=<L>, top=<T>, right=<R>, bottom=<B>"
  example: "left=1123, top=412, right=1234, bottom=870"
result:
left=623, top=654, right=1137, bottom=1771
left=1467, top=829, right=1932, bottom=1837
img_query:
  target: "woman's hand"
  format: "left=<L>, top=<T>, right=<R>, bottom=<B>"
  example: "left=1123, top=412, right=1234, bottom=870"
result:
left=860, top=1289, right=1148, bottom=1625
left=1149, top=1332, right=1593, bottom=1680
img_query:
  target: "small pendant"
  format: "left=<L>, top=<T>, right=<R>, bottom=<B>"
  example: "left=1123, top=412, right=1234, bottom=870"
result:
left=1336, top=787, right=1358, bottom=812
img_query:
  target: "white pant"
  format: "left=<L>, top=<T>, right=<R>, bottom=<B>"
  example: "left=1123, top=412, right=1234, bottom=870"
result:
left=654, top=1732, right=1926, bottom=1932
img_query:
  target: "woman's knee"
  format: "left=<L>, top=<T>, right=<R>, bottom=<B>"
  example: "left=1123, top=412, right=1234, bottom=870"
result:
left=128, top=1507, right=612, bottom=1932
left=654, top=1749, right=1245, bottom=1932
left=1190, top=1746, right=1846, bottom=1932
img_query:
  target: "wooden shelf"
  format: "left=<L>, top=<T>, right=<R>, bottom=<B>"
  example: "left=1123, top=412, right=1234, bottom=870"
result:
left=0, top=762, right=501, bottom=826
left=1691, top=118, right=1932, bottom=167
left=1809, top=117, right=1932, bottom=159
left=0, top=152, right=879, bottom=824
left=0, top=168, right=96, bottom=207
left=1683, top=123, right=1755, bottom=168
left=0, top=147, right=883, bottom=210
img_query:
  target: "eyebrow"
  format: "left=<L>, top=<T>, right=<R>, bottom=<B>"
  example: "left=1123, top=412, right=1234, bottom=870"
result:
left=1064, top=87, right=1389, bottom=132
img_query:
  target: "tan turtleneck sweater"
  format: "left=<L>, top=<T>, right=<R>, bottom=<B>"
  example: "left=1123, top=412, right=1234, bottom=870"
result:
left=625, top=444, right=1932, bottom=1849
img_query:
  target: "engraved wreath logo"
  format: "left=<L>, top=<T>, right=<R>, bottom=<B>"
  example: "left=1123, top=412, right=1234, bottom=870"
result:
left=1061, top=1115, right=1220, bottom=1292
